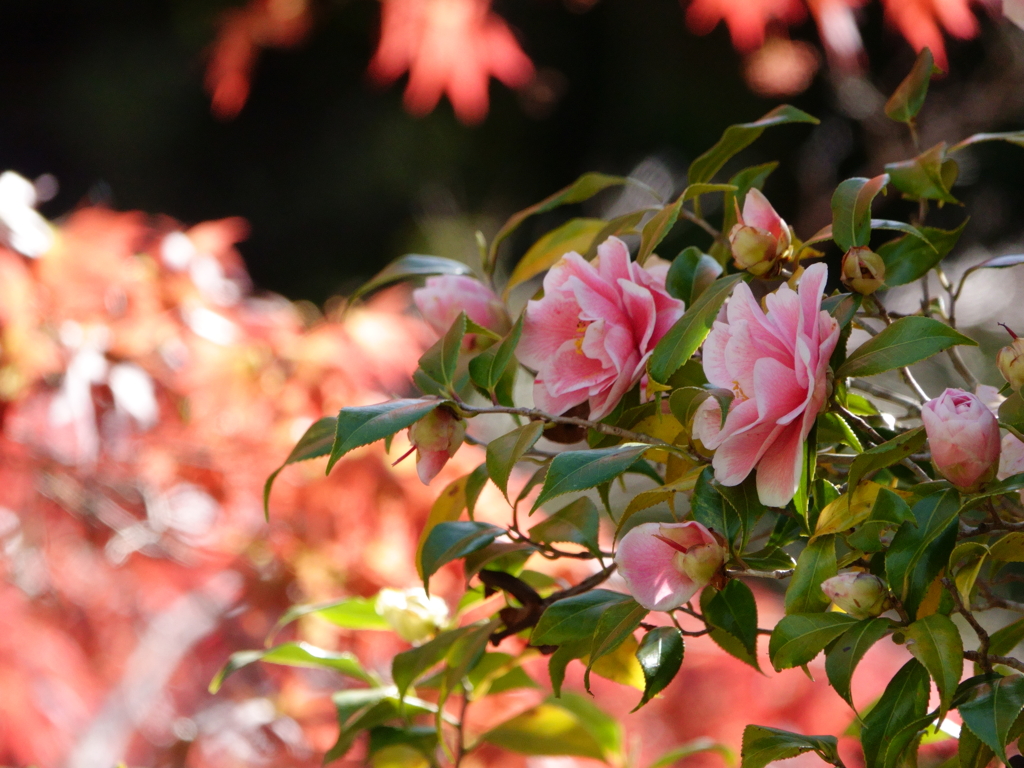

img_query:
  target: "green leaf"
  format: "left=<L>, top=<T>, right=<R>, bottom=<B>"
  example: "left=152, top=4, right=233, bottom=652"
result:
left=480, top=693, right=621, bottom=761
left=742, top=547, right=797, bottom=572
left=688, top=105, right=819, bottom=185
left=529, top=497, right=601, bottom=554
left=740, top=726, right=840, bottom=768
left=822, top=294, right=863, bottom=331
left=989, top=617, right=1024, bottom=657
left=878, top=221, right=967, bottom=287
left=861, top=659, right=932, bottom=768
left=325, top=693, right=439, bottom=764
left=703, top=580, right=760, bottom=665
left=785, top=535, right=837, bottom=615
left=716, top=478, right=768, bottom=551
left=416, top=473, right=475, bottom=580
left=691, top=467, right=744, bottom=550
left=264, top=416, right=337, bottom=518
left=638, top=198, right=684, bottom=265
left=392, top=625, right=476, bottom=698
left=957, top=675, right=1024, bottom=763
left=327, top=399, right=440, bottom=472
left=548, top=640, right=588, bottom=697
left=835, top=316, right=976, bottom=380
left=885, top=490, right=960, bottom=621
left=419, top=521, right=504, bottom=588
left=825, top=618, right=893, bottom=708
left=666, top=246, right=723, bottom=305
left=532, top=443, right=650, bottom=511
left=633, top=627, right=684, bottom=711
left=349, top=254, right=475, bottom=304
left=650, top=738, right=735, bottom=768
left=959, top=723, right=996, bottom=768
left=831, top=175, right=889, bottom=252
left=209, top=642, right=373, bottom=693
left=268, top=596, right=389, bottom=643
left=769, top=612, right=858, bottom=671
left=999, top=393, right=1024, bottom=438
left=486, top=421, right=544, bottom=500
left=847, top=427, right=927, bottom=491
left=904, top=613, right=963, bottom=719
left=963, top=475, right=1024, bottom=515
left=950, top=131, right=1024, bottom=153
left=885, top=47, right=941, bottom=123
left=950, top=541, right=989, bottom=605
left=418, top=313, right=466, bottom=390
left=885, top=143, right=959, bottom=204
left=585, top=599, right=649, bottom=691
left=532, top=589, right=634, bottom=646
left=469, top=314, right=523, bottom=393
left=504, top=218, right=607, bottom=297
left=488, top=173, right=633, bottom=271
left=648, top=273, right=748, bottom=384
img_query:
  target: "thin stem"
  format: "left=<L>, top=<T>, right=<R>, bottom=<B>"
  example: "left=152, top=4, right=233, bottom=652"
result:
left=454, top=689, right=470, bottom=768
left=679, top=207, right=721, bottom=238
left=850, top=379, right=922, bottom=414
left=836, top=405, right=932, bottom=482
left=546, top=564, right=617, bottom=604
left=943, top=577, right=992, bottom=673
left=964, top=650, right=1024, bottom=675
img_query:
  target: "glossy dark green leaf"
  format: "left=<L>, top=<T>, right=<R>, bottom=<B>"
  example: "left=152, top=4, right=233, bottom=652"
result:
left=529, top=497, right=601, bottom=554
left=861, top=659, right=932, bottom=768
left=904, top=613, right=963, bottom=719
left=666, top=246, right=723, bottom=305
left=989, top=617, right=1024, bottom=657
left=885, top=490, right=960, bottom=621
left=848, top=427, right=927, bottom=491
left=769, top=612, right=858, bottom=671
left=742, top=547, right=797, bottom=572
left=548, top=639, right=588, bottom=697
left=648, top=272, right=748, bottom=384
left=957, top=675, right=1024, bottom=763
left=420, top=521, right=504, bottom=587
left=884, top=47, right=941, bottom=123
left=703, top=580, right=760, bottom=665
left=688, top=105, right=819, bottom=185
left=488, top=173, right=633, bottom=271
left=504, top=218, right=607, bottom=296
left=831, top=175, right=889, bottom=252
left=822, top=293, right=862, bottom=331
left=349, top=254, right=475, bottom=304
left=741, top=725, right=840, bottom=768
left=785, top=535, right=837, bottom=615
left=878, top=220, right=967, bottom=287
left=825, top=618, right=893, bottom=708
left=367, top=726, right=438, bottom=762
left=959, top=724, right=996, bottom=768
left=418, top=312, right=466, bottom=389
left=210, top=642, right=373, bottom=693
left=633, top=627, right=684, bottom=711
left=585, top=599, right=649, bottom=691
left=532, top=443, right=650, bottom=511
left=486, top=421, right=544, bottom=500
left=716, top=478, right=767, bottom=551
left=327, top=399, right=440, bottom=472
left=532, top=589, right=634, bottom=646
left=264, top=416, right=337, bottom=518
left=469, top=314, right=523, bottom=393
left=691, top=467, right=744, bottom=550
left=835, top=317, right=976, bottom=380
left=999, top=393, right=1024, bottom=436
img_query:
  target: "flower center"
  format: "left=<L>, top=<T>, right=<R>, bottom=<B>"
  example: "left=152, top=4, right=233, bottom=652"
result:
left=731, top=380, right=748, bottom=401
left=573, top=319, right=589, bottom=355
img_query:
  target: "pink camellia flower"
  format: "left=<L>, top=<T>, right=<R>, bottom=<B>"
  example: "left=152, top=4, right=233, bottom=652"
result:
left=691, top=262, right=839, bottom=507
left=615, top=521, right=726, bottom=611
left=407, top=406, right=466, bottom=484
left=518, top=236, right=685, bottom=420
left=729, top=188, right=793, bottom=277
left=413, top=274, right=510, bottom=338
left=921, top=388, right=1001, bottom=491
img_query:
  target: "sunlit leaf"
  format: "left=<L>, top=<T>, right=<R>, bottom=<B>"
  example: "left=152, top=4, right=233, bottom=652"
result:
left=904, top=613, right=963, bottom=719
left=420, top=521, right=505, bottom=588
left=740, top=726, right=840, bottom=768
left=831, top=175, right=889, bottom=252
left=327, top=399, right=440, bottom=472
left=504, top=218, right=607, bottom=297
left=785, top=535, right=837, bottom=615
left=861, top=659, right=932, bottom=768
left=633, top=626, right=684, bottom=711
left=349, top=254, right=475, bottom=304
left=769, top=612, right=858, bottom=671
left=210, top=642, right=374, bottom=693
left=264, top=416, right=337, bottom=518
left=835, top=317, right=976, bottom=380
left=532, top=443, right=651, bottom=511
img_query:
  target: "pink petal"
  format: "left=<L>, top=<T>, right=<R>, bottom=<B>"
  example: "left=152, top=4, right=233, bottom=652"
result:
left=753, top=356, right=807, bottom=425
left=619, top=279, right=658, bottom=352
left=702, top=323, right=734, bottom=390
left=532, top=377, right=589, bottom=416
left=596, top=236, right=632, bottom=285
left=519, top=293, right=584, bottom=372
left=416, top=449, right=450, bottom=484
left=741, top=188, right=786, bottom=239
left=753, top=419, right=805, bottom=507
left=615, top=522, right=699, bottom=611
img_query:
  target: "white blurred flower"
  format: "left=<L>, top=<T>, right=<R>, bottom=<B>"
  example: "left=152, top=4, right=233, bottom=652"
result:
left=109, top=363, right=159, bottom=429
left=375, top=587, right=449, bottom=643
left=0, top=170, right=54, bottom=257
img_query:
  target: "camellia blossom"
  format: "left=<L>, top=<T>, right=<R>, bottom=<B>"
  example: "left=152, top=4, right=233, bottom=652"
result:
left=921, top=388, right=1001, bottom=491
left=729, top=188, right=792, bottom=276
left=407, top=406, right=466, bottom=483
left=518, top=236, right=685, bottom=421
left=615, top=521, right=726, bottom=611
left=412, top=274, right=510, bottom=338
left=692, top=263, right=839, bottom=507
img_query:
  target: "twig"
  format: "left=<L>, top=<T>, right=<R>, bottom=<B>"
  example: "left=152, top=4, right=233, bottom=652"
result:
left=850, top=379, right=922, bottom=414
left=454, top=688, right=470, bottom=768
left=725, top=567, right=795, bottom=580
left=965, top=650, right=1024, bottom=675
left=546, top=564, right=617, bottom=604
left=943, top=577, right=992, bottom=673
left=679, top=207, right=721, bottom=238
left=836, top=405, right=932, bottom=483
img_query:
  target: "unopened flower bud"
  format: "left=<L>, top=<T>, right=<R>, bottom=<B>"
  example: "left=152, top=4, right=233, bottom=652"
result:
left=821, top=572, right=888, bottom=619
left=376, top=587, right=449, bottom=643
left=677, top=541, right=726, bottom=586
left=921, top=388, right=1001, bottom=491
left=841, top=246, right=885, bottom=295
left=408, top=406, right=466, bottom=485
left=728, top=189, right=792, bottom=277
left=997, top=325, right=1024, bottom=391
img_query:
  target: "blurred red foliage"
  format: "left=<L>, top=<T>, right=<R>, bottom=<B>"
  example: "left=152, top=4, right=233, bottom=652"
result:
left=0, top=188, right=921, bottom=768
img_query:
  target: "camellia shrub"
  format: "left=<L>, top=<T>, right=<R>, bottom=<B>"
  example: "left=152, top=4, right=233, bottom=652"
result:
left=230, top=49, right=1024, bottom=768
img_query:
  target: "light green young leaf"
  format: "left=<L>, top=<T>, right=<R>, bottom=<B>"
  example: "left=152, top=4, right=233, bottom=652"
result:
left=688, top=105, right=819, bottom=186
left=825, top=618, right=893, bottom=708
left=327, top=399, right=440, bottom=472
left=210, top=642, right=374, bottom=693
left=650, top=738, right=735, bottom=768
left=885, top=143, right=959, bottom=204
left=831, top=175, right=889, bottom=252
left=486, top=421, right=544, bottom=500
left=768, top=612, right=858, bottom=671
left=904, top=613, right=963, bottom=719
left=785, top=535, right=837, bottom=615
left=349, top=254, right=475, bottom=304
left=264, top=416, right=337, bottom=518
left=835, top=317, right=976, bottom=380
left=504, top=218, right=607, bottom=297
left=532, top=443, right=651, bottom=511
left=634, top=627, right=684, bottom=711
left=740, top=726, right=840, bottom=768
left=268, top=596, right=389, bottom=644
left=884, top=47, right=941, bottom=123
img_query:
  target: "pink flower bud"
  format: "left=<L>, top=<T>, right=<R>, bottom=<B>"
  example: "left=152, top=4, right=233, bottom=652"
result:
left=408, top=406, right=466, bottom=484
left=841, top=246, right=885, bottom=295
left=820, top=572, right=888, bottom=619
left=921, top=388, right=1001, bottom=491
left=997, top=325, right=1024, bottom=391
left=615, top=521, right=726, bottom=611
left=728, top=189, right=792, bottom=277
left=413, top=275, right=510, bottom=340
